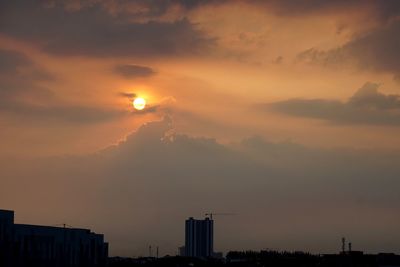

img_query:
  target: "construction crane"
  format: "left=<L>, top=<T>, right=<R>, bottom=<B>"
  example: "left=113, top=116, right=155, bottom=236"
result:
left=205, top=213, right=235, bottom=220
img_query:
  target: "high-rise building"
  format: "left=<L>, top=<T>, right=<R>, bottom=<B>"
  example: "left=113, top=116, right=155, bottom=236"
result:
left=185, top=217, right=213, bottom=258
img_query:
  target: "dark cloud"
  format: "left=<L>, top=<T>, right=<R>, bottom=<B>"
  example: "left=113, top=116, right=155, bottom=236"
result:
left=2, top=1, right=399, bottom=61
left=118, top=92, right=137, bottom=99
left=267, top=82, right=400, bottom=126
left=349, top=83, right=400, bottom=110
left=0, top=1, right=214, bottom=57
left=258, top=0, right=400, bottom=20
left=102, top=0, right=223, bottom=19
left=100, top=0, right=400, bottom=21
left=113, top=64, right=156, bottom=79
left=2, top=117, right=400, bottom=255
left=344, top=20, right=400, bottom=74
left=297, top=20, right=400, bottom=77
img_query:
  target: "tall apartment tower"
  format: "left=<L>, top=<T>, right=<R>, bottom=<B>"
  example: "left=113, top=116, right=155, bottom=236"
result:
left=185, top=217, right=213, bottom=258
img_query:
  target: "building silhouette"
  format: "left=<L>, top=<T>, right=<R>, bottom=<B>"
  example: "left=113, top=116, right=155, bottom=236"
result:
left=184, top=217, right=213, bottom=258
left=0, top=209, right=108, bottom=267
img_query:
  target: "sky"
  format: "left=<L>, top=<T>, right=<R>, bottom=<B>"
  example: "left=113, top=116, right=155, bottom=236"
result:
left=1, top=0, right=400, bottom=257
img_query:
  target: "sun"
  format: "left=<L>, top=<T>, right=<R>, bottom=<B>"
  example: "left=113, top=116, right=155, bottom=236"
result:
left=133, top=97, right=146, bottom=110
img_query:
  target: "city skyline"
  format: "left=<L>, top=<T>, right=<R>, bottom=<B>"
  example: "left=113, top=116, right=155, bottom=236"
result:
left=1, top=0, right=400, bottom=257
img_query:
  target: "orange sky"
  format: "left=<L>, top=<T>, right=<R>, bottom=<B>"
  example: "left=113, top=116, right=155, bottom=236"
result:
left=1, top=1, right=400, bottom=156
left=1, top=0, right=400, bottom=256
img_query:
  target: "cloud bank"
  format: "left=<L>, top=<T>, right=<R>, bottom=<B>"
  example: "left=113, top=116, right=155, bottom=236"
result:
left=268, top=83, right=400, bottom=126
left=1, top=117, right=400, bottom=256
left=113, top=64, right=156, bottom=79
left=0, top=1, right=214, bottom=57
left=297, top=20, right=400, bottom=78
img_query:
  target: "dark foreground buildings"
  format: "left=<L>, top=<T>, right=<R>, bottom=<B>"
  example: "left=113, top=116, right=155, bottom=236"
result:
left=0, top=209, right=108, bottom=267
left=108, top=251, right=400, bottom=267
left=184, top=217, right=214, bottom=258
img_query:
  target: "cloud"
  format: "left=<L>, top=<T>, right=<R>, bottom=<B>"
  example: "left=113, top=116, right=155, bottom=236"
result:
left=349, top=83, right=400, bottom=110
left=81, top=0, right=400, bottom=21
left=0, top=49, right=135, bottom=124
left=297, top=20, right=400, bottom=77
left=98, top=0, right=224, bottom=21
left=0, top=49, right=53, bottom=81
left=113, top=64, right=156, bottom=79
left=118, top=92, right=137, bottom=99
left=0, top=1, right=214, bottom=57
left=256, top=0, right=400, bottom=20
left=2, top=1, right=398, bottom=63
left=267, top=82, right=400, bottom=126
left=1, top=102, right=131, bottom=124
left=0, top=49, right=31, bottom=74
left=0, top=49, right=54, bottom=101
left=343, top=20, right=400, bottom=75
left=1, top=116, right=400, bottom=255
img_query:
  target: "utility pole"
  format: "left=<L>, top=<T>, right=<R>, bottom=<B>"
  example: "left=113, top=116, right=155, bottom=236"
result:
left=342, top=237, right=346, bottom=254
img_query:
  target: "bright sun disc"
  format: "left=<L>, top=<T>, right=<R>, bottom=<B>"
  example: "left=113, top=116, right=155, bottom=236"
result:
left=133, top=97, right=146, bottom=110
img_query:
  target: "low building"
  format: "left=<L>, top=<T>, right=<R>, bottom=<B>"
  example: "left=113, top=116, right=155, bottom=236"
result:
left=0, top=209, right=108, bottom=267
left=178, top=246, right=186, bottom=257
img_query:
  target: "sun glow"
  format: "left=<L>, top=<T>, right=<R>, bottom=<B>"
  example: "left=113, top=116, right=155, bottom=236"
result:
left=133, top=97, right=146, bottom=110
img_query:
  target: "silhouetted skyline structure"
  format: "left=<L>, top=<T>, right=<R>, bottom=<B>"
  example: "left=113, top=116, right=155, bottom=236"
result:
left=3, top=209, right=400, bottom=267
left=109, top=250, right=400, bottom=267
left=0, top=209, right=108, bottom=267
left=184, top=217, right=214, bottom=258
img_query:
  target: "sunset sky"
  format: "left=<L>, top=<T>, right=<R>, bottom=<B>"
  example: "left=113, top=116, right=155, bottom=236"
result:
left=1, top=0, right=400, bottom=257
